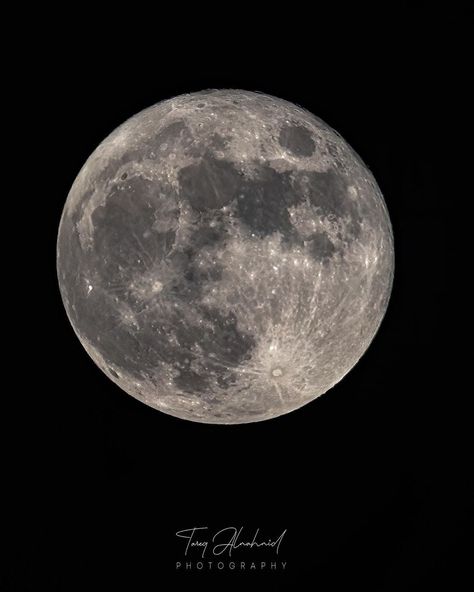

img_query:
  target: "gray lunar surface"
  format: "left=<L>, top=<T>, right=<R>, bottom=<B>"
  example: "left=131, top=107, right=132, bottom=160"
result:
left=57, top=89, right=394, bottom=424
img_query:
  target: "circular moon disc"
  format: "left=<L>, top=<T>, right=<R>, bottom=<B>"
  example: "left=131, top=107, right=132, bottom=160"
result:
left=57, top=90, right=394, bottom=424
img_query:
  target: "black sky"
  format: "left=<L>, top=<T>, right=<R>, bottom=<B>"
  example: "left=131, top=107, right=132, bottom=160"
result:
left=6, top=5, right=468, bottom=591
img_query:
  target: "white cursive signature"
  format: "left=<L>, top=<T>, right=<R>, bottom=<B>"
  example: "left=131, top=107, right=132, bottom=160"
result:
left=176, top=527, right=287, bottom=558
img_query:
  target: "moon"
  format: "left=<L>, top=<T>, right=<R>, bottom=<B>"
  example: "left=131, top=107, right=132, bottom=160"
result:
left=57, top=90, right=394, bottom=424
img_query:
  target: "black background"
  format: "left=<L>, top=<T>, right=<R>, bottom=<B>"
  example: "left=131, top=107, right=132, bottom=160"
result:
left=7, top=5, right=469, bottom=591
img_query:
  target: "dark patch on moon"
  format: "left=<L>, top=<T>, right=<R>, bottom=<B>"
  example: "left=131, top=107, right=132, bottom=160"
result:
left=307, top=232, right=337, bottom=261
left=176, top=221, right=228, bottom=297
left=304, top=169, right=362, bottom=238
left=65, top=279, right=256, bottom=392
left=91, top=176, right=177, bottom=283
left=178, top=155, right=242, bottom=211
left=172, top=307, right=255, bottom=395
left=209, top=133, right=229, bottom=151
left=167, top=248, right=223, bottom=301
left=279, top=124, right=315, bottom=157
left=152, top=120, right=195, bottom=156
left=70, top=145, right=180, bottom=233
left=190, top=223, right=224, bottom=249
left=157, top=120, right=188, bottom=142
left=173, top=368, right=211, bottom=395
left=236, top=166, right=302, bottom=239
left=66, top=285, right=149, bottom=380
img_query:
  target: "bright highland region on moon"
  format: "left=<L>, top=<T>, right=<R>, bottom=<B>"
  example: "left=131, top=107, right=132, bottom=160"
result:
left=57, top=90, right=394, bottom=424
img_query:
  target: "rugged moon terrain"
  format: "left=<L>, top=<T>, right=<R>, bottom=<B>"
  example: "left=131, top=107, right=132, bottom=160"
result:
left=57, top=90, right=394, bottom=424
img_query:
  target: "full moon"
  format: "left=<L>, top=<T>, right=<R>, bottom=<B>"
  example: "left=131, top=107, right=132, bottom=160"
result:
left=57, top=90, right=394, bottom=424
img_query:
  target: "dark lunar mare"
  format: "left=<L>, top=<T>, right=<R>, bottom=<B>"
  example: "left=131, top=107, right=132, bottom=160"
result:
left=172, top=307, right=256, bottom=396
left=58, top=158, right=257, bottom=391
left=235, top=166, right=302, bottom=241
left=178, top=154, right=242, bottom=211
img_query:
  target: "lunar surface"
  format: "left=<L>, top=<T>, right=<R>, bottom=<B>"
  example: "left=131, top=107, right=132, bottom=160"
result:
left=57, top=90, right=394, bottom=424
